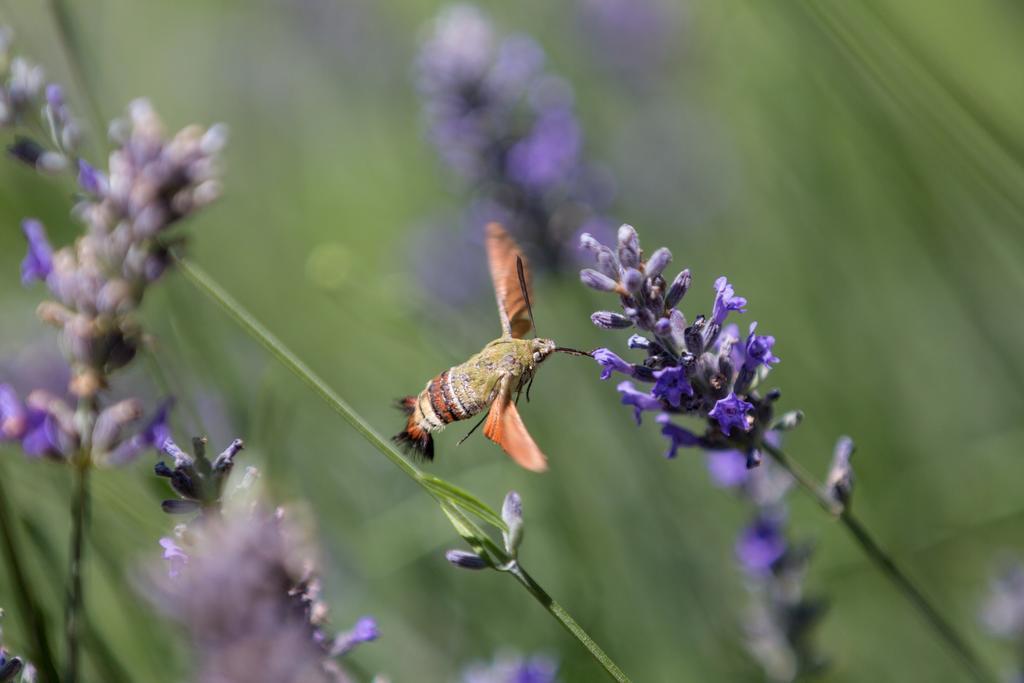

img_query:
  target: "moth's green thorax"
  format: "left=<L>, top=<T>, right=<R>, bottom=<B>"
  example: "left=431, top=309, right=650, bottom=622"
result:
left=456, top=337, right=557, bottom=405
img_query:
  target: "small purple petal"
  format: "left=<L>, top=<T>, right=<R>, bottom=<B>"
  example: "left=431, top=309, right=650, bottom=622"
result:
left=711, top=276, right=746, bottom=327
left=0, top=384, right=26, bottom=440
left=20, top=408, right=62, bottom=458
left=656, top=414, right=700, bottom=459
left=743, top=321, right=779, bottom=371
left=77, top=159, right=106, bottom=196
left=20, top=219, right=53, bottom=285
left=616, top=381, right=661, bottom=424
left=159, top=537, right=189, bottom=578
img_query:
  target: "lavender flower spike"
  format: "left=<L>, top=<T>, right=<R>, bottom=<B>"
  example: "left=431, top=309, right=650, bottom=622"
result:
left=20, top=219, right=53, bottom=285
left=709, top=392, right=754, bottom=436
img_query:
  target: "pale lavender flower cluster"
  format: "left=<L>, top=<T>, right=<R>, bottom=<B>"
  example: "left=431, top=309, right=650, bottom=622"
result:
left=151, top=505, right=378, bottom=683
left=981, top=560, right=1024, bottom=682
left=0, top=28, right=81, bottom=174
left=707, top=439, right=830, bottom=681
left=461, top=652, right=558, bottom=683
left=580, top=224, right=788, bottom=463
left=416, top=4, right=612, bottom=269
left=2, top=64, right=225, bottom=465
left=23, top=99, right=225, bottom=397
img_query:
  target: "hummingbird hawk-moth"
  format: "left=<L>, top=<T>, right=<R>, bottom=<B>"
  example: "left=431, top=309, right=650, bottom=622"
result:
left=393, top=223, right=588, bottom=472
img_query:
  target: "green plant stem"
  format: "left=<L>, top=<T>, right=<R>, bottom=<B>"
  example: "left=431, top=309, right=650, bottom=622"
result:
left=173, top=254, right=634, bottom=683
left=508, top=563, right=631, bottom=683
left=64, top=461, right=90, bottom=683
left=0, top=464, right=60, bottom=683
left=761, top=441, right=997, bottom=683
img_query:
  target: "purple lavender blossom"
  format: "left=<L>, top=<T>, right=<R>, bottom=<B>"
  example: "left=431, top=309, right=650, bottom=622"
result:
left=593, top=348, right=635, bottom=380
left=616, top=381, right=661, bottom=424
left=652, top=365, right=692, bottom=407
left=711, top=276, right=747, bottom=327
left=743, top=322, right=779, bottom=371
left=709, top=393, right=754, bottom=436
left=19, top=219, right=52, bottom=285
left=415, top=5, right=612, bottom=272
left=736, top=515, right=787, bottom=576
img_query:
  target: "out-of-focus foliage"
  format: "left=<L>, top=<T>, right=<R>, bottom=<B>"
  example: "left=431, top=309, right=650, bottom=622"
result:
left=0, top=1, right=1023, bottom=681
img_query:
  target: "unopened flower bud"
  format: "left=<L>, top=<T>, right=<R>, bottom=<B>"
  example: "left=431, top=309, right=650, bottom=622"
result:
left=501, top=490, right=524, bottom=555
left=665, top=269, right=692, bottom=309
left=445, top=549, right=489, bottom=570
left=590, top=311, right=632, bottom=329
left=92, top=398, right=142, bottom=453
left=617, top=224, right=640, bottom=268
left=580, top=268, right=618, bottom=292
left=621, top=267, right=643, bottom=293
left=644, top=247, right=672, bottom=279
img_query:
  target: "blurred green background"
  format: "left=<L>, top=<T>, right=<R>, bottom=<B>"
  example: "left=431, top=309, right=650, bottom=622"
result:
left=1, top=0, right=1023, bottom=681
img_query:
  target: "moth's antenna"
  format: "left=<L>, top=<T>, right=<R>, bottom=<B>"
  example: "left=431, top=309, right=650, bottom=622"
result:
left=516, top=256, right=538, bottom=337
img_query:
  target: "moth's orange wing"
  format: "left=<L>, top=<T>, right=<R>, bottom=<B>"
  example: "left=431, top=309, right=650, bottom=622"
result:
left=486, top=222, right=533, bottom=339
left=484, top=381, right=548, bottom=472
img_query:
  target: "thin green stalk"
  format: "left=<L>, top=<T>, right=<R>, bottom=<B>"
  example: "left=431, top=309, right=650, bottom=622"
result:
left=508, top=563, right=631, bottom=683
left=64, top=461, right=89, bottom=683
left=173, top=254, right=634, bottom=682
left=761, top=441, right=997, bottom=683
left=0, top=464, right=60, bottom=683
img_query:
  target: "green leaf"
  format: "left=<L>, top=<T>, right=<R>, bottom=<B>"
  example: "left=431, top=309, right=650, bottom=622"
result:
left=422, top=475, right=508, bottom=531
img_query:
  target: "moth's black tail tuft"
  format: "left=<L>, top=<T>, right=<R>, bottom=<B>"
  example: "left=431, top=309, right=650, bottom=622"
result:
left=392, top=429, right=434, bottom=461
left=393, top=396, right=434, bottom=461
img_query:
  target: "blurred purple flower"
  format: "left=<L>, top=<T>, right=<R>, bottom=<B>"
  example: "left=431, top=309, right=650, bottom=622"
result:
left=736, top=515, right=787, bottom=576
left=415, top=4, right=613, bottom=274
